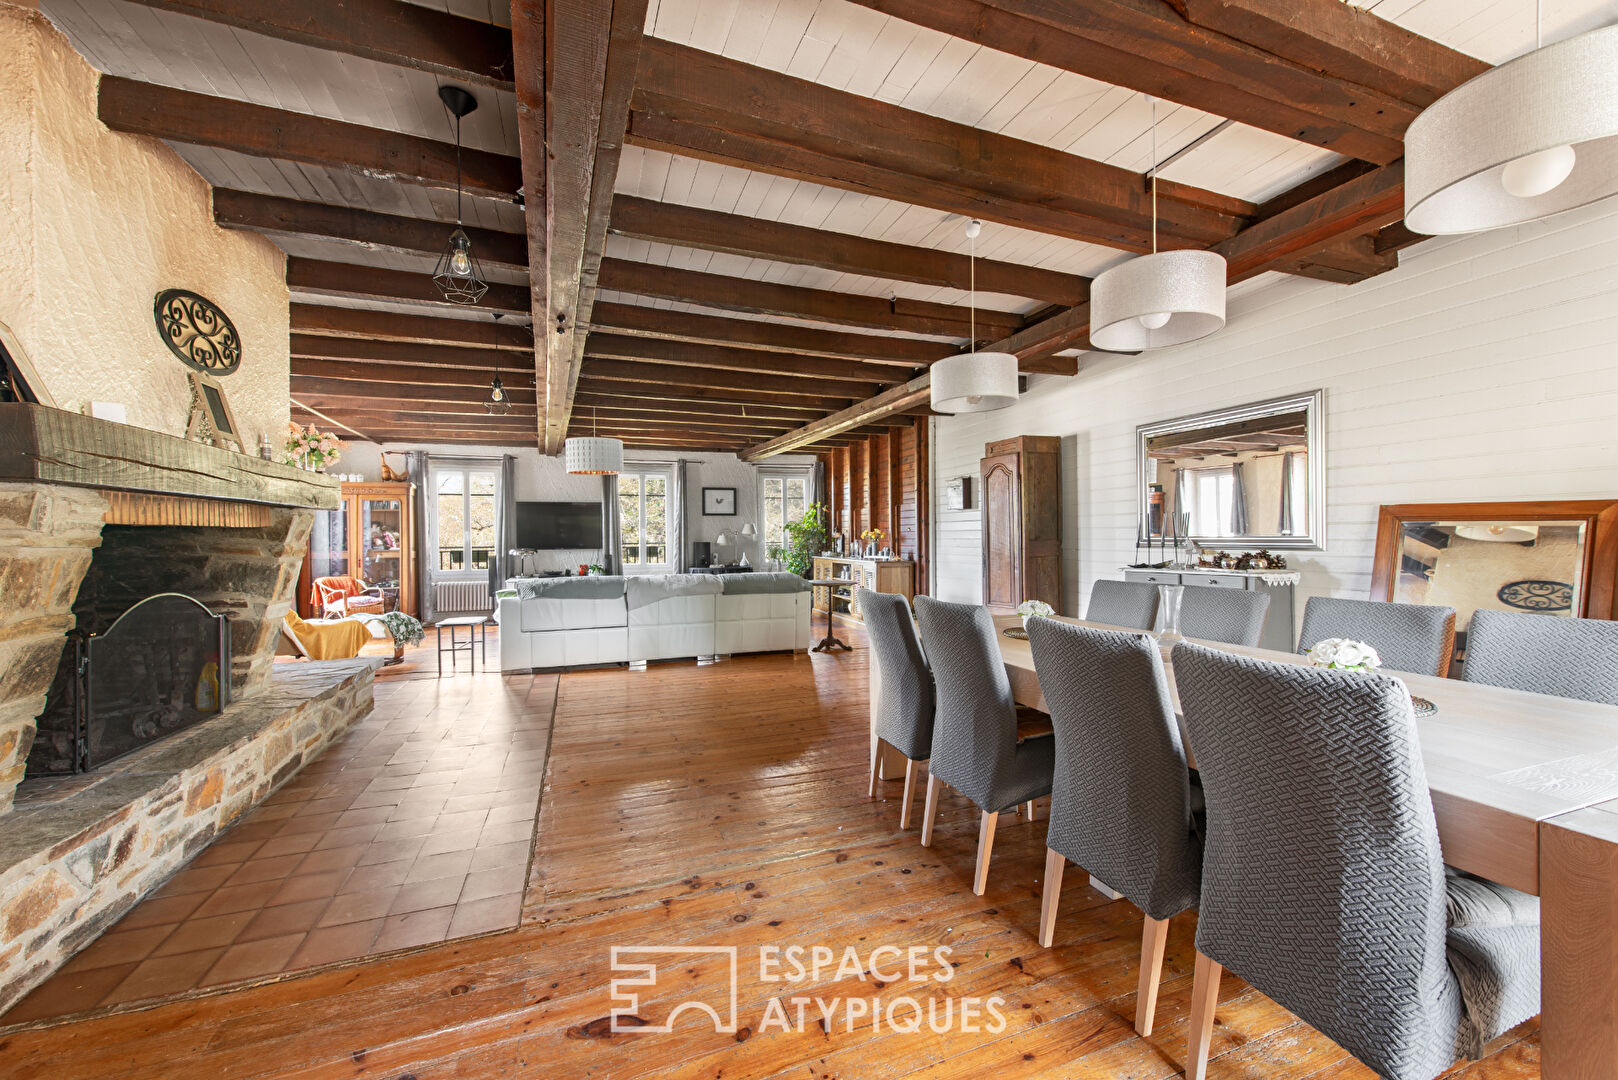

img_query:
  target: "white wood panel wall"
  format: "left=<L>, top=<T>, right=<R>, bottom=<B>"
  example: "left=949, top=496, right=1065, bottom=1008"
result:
left=929, top=198, right=1618, bottom=636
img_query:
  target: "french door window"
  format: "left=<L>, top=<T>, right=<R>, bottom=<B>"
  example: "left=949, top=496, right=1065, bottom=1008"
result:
left=618, top=468, right=670, bottom=569
left=761, top=470, right=810, bottom=562
left=434, top=466, right=498, bottom=575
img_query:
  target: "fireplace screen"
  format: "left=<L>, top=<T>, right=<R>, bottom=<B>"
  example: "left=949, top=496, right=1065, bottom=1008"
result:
left=41, top=593, right=232, bottom=774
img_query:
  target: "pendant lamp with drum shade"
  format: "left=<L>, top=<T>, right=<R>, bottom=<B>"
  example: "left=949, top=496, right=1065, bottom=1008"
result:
left=930, top=219, right=1019, bottom=414
left=1088, top=97, right=1227, bottom=352
left=565, top=407, right=623, bottom=475
left=1405, top=1, right=1618, bottom=235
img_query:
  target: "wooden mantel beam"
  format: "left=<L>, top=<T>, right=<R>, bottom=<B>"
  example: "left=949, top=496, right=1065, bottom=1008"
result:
left=116, top=0, right=516, bottom=90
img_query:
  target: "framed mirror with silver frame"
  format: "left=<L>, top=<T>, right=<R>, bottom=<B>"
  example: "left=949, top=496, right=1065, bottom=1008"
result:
left=1136, top=389, right=1324, bottom=551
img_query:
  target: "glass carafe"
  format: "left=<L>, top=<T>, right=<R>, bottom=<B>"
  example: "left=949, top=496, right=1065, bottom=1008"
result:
left=1155, top=584, right=1185, bottom=644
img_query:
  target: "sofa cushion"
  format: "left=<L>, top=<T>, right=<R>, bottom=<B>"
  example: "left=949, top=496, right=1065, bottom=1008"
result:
left=519, top=595, right=628, bottom=632
left=513, top=576, right=627, bottom=600
left=719, top=572, right=813, bottom=595
left=626, top=574, right=723, bottom=609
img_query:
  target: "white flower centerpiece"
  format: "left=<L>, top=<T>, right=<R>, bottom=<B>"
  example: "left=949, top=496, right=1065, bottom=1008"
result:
left=1306, top=637, right=1383, bottom=673
left=1017, top=599, right=1054, bottom=629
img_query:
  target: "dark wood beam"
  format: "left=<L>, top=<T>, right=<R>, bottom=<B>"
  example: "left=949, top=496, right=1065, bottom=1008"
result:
left=1277, top=234, right=1399, bottom=284
left=608, top=195, right=1088, bottom=305
left=215, top=190, right=527, bottom=271
left=1373, top=221, right=1427, bottom=256
left=97, top=77, right=520, bottom=199
left=117, top=0, right=515, bottom=90
left=294, top=384, right=538, bottom=407
left=581, top=359, right=880, bottom=401
left=291, top=359, right=519, bottom=389
left=531, top=0, right=649, bottom=455
left=581, top=333, right=909, bottom=384
left=287, top=258, right=530, bottom=314
left=739, top=376, right=932, bottom=461
left=588, top=301, right=947, bottom=365
left=597, top=258, right=1022, bottom=340
left=511, top=0, right=548, bottom=452
left=291, top=304, right=533, bottom=349
left=290, top=335, right=526, bottom=371
left=571, top=392, right=832, bottom=423
left=631, top=39, right=1252, bottom=251
left=1212, top=163, right=1404, bottom=283
left=574, top=375, right=854, bottom=412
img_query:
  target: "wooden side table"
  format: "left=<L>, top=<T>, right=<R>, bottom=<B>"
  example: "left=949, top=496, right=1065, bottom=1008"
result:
left=808, top=579, right=852, bottom=653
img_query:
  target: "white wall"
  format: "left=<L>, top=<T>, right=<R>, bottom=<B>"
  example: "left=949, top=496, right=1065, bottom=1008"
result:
left=335, top=440, right=814, bottom=573
left=931, top=196, right=1618, bottom=637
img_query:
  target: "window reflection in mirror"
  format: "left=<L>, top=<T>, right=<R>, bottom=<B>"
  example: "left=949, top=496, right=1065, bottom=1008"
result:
left=1395, top=520, right=1586, bottom=631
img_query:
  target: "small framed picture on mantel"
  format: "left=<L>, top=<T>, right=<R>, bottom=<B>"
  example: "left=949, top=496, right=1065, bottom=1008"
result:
left=702, top=487, right=737, bottom=515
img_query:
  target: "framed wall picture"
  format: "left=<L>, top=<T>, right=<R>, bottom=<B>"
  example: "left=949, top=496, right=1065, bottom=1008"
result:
left=702, top=487, right=737, bottom=515
left=184, top=370, right=243, bottom=452
left=946, top=476, right=974, bottom=511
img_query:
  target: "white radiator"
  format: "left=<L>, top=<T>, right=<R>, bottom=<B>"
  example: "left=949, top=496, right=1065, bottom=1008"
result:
left=434, top=581, right=493, bottom=615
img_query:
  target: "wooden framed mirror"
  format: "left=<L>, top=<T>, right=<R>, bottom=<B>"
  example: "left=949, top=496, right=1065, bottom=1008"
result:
left=1371, top=500, right=1618, bottom=628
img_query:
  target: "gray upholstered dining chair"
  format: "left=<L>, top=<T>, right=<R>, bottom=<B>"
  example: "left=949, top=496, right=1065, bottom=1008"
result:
left=913, top=594, right=1054, bottom=895
left=1174, top=642, right=1541, bottom=1080
left=1178, top=584, right=1270, bottom=647
left=1084, top=579, right=1160, bottom=630
left=1298, top=595, right=1457, bottom=676
left=858, top=588, right=934, bottom=828
left=1026, top=618, right=1200, bottom=1037
left=1462, top=609, right=1618, bottom=706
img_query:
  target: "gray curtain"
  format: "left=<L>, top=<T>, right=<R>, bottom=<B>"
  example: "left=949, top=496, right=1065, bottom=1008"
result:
left=491, top=453, right=516, bottom=594
left=1229, top=462, right=1250, bottom=536
left=410, top=450, right=433, bottom=623
left=812, top=459, right=827, bottom=509
left=669, top=458, right=688, bottom=572
left=1277, top=451, right=1294, bottom=536
left=600, top=474, right=622, bottom=574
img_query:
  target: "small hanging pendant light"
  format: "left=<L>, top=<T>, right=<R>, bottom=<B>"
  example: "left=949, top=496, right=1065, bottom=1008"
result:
left=565, top=406, right=624, bottom=475
left=484, top=313, right=512, bottom=415
left=433, top=85, right=490, bottom=305
left=930, top=219, right=1019, bottom=413
left=1405, top=1, right=1618, bottom=235
left=1088, top=97, right=1227, bottom=352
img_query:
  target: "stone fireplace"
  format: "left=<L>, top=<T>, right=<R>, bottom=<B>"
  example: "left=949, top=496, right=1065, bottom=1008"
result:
left=0, top=404, right=379, bottom=1012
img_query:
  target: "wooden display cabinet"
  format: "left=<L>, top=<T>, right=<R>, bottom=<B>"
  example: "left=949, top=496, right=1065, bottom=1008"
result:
left=296, top=481, right=417, bottom=618
left=981, top=435, right=1063, bottom=615
left=811, top=556, right=915, bottom=622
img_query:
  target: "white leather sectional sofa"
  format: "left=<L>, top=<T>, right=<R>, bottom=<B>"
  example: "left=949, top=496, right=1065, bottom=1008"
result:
left=497, top=573, right=812, bottom=673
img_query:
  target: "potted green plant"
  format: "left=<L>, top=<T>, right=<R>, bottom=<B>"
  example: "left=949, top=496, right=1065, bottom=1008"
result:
left=782, top=502, right=830, bottom=578
left=379, top=611, right=424, bottom=665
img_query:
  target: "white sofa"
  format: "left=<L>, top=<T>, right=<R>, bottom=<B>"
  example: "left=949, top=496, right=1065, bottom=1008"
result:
left=498, top=573, right=811, bottom=673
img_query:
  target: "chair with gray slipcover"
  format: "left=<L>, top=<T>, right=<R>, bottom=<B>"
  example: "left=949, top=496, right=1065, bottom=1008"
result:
left=1462, top=608, right=1618, bottom=706
left=1085, top=579, right=1160, bottom=630
left=1173, top=642, right=1541, bottom=1080
left=858, top=588, right=934, bottom=829
left=1298, top=595, right=1457, bottom=676
left=1026, top=618, right=1200, bottom=1037
left=913, top=594, right=1054, bottom=895
left=1179, top=584, right=1270, bottom=647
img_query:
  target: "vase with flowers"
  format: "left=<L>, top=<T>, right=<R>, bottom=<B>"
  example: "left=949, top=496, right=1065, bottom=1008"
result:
left=1306, top=638, right=1382, bottom=673
left=1016, top=599, right=1054, bottom=629
left=283, top=422, right=345, bottom=472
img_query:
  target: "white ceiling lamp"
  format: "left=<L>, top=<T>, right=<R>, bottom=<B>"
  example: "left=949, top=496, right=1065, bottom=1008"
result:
left=930, top=219, right=1019, bottom=413
left=564, top=407, right=623, bottom=475
left=1405, top=1, right=1618, bottom=235
left=1088, top=97, right=1227, bottom=352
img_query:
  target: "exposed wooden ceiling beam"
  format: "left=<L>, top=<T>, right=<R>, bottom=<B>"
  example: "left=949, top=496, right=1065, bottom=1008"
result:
left=597, top=258, right=1022, bottom=340
left=630, top=39, right=1253, bottom=252
left=739, top=376, right=932, bottom=462
left=291, top=304, right=533, bottom=349
left=588, top=301, right=948, bottom=365
left=293, top=384, right=537, bottom=407
left=582, top=333, right=910, bottom=384
left=287, top=258, right=530, bottom=314
left=215, top=190, right=527, bottom=271
left=290, top=335, right=527, bottom=371
left=574, top=375, right=854, bottom=412
left=581, top=358, right=880, bottom=401
left=571, top=392, right=836, bottom=423
left=291, top=360, right=518, bottom=389
left=608, top=195, right=1088, bottom=306
left=97, top=78, right=520, bottom=199
left=116, top=0, right=516, bottom=90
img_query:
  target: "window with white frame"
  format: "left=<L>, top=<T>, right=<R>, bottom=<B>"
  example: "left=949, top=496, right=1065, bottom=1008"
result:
left=1184, top=466, right=1235, bottom=537
left=760, top=468, right=811, bottom=564
left=432, top=464, right=499, bottom=576
left=618, top=466, right=670, bottom=570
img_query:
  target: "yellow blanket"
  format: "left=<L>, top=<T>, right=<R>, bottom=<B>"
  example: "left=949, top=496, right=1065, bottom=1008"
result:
left=284, top=612, right=372, bottom=660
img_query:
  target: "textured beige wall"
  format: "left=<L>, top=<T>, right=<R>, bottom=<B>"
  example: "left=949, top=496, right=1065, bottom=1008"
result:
left=0, top=3, right=289, bottom=448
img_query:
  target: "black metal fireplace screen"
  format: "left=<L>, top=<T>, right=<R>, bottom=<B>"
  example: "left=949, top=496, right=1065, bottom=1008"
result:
left=43, top=593, right=232, bottom=774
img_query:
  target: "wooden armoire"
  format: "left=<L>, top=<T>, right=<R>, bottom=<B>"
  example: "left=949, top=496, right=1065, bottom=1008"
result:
left=980, top=435, right=1063, bottom=614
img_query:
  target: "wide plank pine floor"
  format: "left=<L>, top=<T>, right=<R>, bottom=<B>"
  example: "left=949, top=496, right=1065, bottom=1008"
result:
left=0, top=625, right=1539, bottom=1078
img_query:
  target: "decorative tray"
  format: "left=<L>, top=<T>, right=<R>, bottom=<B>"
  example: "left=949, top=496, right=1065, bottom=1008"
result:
left=1002, top=626, right=1029, bottom=640
left=1412, top=695, right=1437, bottom=717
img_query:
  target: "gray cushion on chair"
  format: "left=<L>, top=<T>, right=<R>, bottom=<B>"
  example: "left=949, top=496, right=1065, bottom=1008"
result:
left=914, top=595, right=1053, bottom=814
left=858, top=588, right=933, bottom=761
left=1179, top=585, right=1269, bottom=647
left=1084, top=579, right=1160, bottom=630
left=1463, top=609, right=1618, bottom=705
left=1298, top=596, right=1457, bottom=676
left=1027, top=619, right=1199, bottom=920
left=1174, top=642, right=1539, bottom=1080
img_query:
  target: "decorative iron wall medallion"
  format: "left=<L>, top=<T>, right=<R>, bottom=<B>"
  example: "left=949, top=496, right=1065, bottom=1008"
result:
left=1497, top=579, right=1574, bottom=612
left=154, top=289, right=241, bottom=374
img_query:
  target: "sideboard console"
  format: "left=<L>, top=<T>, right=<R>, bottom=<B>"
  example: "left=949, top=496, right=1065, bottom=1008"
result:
left=812, top=557, right=915, bottom=622
left=1121, top=568, right=1299, bottom=653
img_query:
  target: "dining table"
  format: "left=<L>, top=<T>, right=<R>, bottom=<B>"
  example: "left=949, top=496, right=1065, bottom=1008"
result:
left=869, top=612, right=1618, bottom=1080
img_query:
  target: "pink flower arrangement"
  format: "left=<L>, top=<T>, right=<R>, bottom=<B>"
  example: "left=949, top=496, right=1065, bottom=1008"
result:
left=283, top=421, right=345, bottom=470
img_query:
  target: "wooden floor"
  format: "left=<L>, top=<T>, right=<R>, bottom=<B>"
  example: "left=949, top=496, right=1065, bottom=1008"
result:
left=0, top=625, right=1539, bottom=1078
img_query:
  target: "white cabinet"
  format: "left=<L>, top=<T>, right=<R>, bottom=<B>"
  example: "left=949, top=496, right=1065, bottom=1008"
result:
left=1121, top=569, right=1297, bottom=653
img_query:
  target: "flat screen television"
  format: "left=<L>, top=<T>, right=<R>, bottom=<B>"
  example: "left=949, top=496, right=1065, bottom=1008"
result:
left=515, top=501, right=603, bottom=549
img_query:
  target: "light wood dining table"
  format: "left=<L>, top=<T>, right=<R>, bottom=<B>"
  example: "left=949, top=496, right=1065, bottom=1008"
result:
left=871, top=612, right=1618, bottom=1079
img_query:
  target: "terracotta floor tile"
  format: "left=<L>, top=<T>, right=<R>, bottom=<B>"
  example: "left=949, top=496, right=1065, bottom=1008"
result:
left=192, top=883, right=273, bottom=919
left=491, top=786, right=541, bottom=808
left=318, top=887, right=400, bottom=927
left=200, top=934, right=307, bottom=987
left=60, top=925, right=174, bottom=972
left=339, top=860, right=415, bottom=895
left=313, top=823, right=384, bottom=851
left=189, top=839, right=262, bottom=868
left=113, top=891, right=208, bottom=931
left=148, top=910, right=256, bottom=957
left=485, top=801, right=538, bottom=826
left=333, top=805, right=394, bottom=829
left=218, top=820, right=285, bottom=843
left=441, top=792, right=498, bottom=815
left=460, top=863, right=527, bottom=905
left=390, top=875, right=466, bottom=915
left=246, top=801, right=301, bottom=822
left=296, top=844, right=369, bottom=876
left=446, top=893, right=522, bottom=938
left=237, top=898, right=329, bottom=943
left=415, top=828, right=479, bottom=858
left=468, top=841, right=530, bottom=872
left=1, top=963, right=138, bottom=1023
left=365, top=775, right=417, bottom=792
left=371, top=906, right=454, bottom=953
left=254, top=832, right=324, bottom=859
left=221, top=853, right=307, bottom=888
left=293, top=795, right=358, bottom=819
left=152, top=864, right=237, bottom=898
left=103, top=948, right=229, bottom=1006
left=356, top=837, right=425, bottom=867
left=478, top=818, right=536, bottom=847
left=275, top=811, right=345, bottom=837
left=269, top=870, right=351, bottom=907
left=374, top=816, right=439, bottom=841
left=345, top=789, right=404, bottom=811
left=406, top=849, right=475, bottom=884
left=433, top=808, right=490, bottom=835
left=289, top=920, right=384, bottom=969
